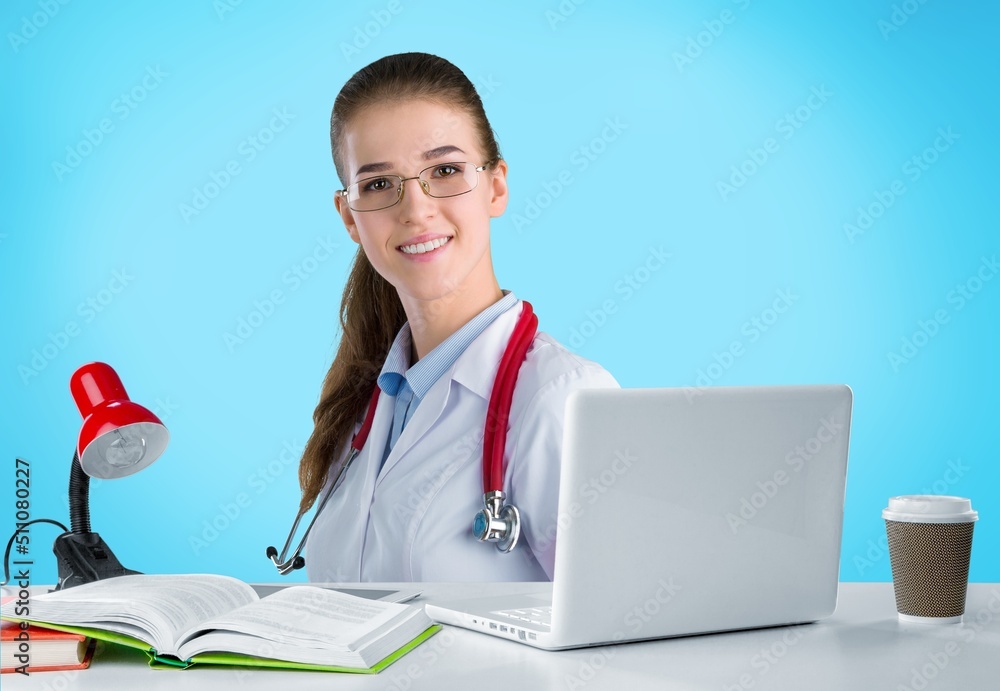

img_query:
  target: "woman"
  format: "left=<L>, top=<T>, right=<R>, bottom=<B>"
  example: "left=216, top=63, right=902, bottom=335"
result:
left=301, top=52, right=618, bottom=582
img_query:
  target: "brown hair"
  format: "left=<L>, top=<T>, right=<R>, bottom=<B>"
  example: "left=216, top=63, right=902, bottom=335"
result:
left=298, top=53, right=502, bottom=512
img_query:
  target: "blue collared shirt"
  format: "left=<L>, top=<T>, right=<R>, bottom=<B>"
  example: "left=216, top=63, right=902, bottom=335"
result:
left=377, top=290, right=518, bottom=467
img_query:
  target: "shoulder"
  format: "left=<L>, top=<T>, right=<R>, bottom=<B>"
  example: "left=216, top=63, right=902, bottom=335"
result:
left=510, top=330, right=619, bottom=423
left=522, top=330, right=619, bottom=393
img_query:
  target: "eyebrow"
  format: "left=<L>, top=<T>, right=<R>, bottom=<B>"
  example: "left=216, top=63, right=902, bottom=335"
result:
left=354, top=145, right=467, bottom=179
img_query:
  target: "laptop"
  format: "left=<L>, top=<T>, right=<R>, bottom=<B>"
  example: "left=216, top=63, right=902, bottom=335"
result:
left=424, top=384, right=853, bottom=650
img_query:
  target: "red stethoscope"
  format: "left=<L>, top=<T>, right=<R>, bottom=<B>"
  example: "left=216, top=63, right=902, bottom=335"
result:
left=268, top=301, right=539, bottom=575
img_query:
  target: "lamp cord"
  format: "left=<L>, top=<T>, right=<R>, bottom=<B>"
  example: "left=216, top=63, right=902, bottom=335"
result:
left=69, top=451, right=91, bottom=534
left=2, top=451, right=86, bottom=587
left=0, top=518, right=69, bottom=587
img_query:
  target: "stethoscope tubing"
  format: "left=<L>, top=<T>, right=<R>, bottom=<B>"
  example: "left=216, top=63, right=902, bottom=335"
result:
left=268, top=386, right=381, bottom=574
left=483, top=304, right=538, bottom=492
left=268, top=301, right=537, bottom=572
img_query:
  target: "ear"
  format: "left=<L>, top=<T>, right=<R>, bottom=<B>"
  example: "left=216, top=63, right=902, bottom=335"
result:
left=487, top=159, right=509, bottom=218
left=334, top=190, right=360, bottom=244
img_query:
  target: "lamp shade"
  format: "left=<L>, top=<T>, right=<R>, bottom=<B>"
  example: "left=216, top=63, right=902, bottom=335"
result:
left=70, top=362, right=169, bottom=480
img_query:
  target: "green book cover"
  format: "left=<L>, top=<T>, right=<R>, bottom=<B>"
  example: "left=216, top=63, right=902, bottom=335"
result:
left=3, top=618, right=441, bottom=673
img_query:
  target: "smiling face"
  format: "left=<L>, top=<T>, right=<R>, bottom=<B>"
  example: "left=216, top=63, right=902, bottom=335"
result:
left=334, top=99, right=508, bottom=305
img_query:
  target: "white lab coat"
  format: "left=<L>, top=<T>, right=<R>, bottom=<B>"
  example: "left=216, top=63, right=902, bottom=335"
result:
left=305, top=299, right=620, bottom=582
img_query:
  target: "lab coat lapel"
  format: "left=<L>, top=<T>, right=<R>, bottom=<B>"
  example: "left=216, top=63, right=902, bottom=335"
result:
left=306, top=390, right=394, bottom=582
left=374, top=302, right=523, bottom=486
left=356, top=385, right=395, bottom=503
left=375, top=374, right=452, bottom=486
left=450, top=302, right=523, bottom=401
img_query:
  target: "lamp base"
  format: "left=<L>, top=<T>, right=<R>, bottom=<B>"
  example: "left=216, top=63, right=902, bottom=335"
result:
left=53, top=531, right=140, bottom=590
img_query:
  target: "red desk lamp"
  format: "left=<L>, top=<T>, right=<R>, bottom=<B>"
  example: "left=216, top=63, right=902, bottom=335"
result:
left=52, top=362, right=169, bottom=590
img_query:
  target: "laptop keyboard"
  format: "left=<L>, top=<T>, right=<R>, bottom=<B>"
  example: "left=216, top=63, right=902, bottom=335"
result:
left=491, top=606, right=552, bottom=628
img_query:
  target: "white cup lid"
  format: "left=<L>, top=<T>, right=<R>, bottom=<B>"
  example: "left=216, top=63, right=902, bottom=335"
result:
left=882, top=495, right=978, bottom=523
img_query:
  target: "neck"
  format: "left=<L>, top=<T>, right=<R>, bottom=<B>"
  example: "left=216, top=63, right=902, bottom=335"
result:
left=400, top=279, right=504, bottom=363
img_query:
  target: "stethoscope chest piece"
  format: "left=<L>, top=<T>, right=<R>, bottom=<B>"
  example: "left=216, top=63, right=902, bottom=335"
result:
left=473, top=490, right=521, bottom=553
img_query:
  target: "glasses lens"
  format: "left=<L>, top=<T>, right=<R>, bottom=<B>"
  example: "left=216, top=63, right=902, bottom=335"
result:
left=348, top=176, right=400, bottom=211
left=421, top=162, right=480, bottom=198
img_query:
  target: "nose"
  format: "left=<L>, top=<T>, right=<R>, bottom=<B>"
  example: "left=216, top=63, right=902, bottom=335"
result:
left=396, top=176, right=436, bottom=222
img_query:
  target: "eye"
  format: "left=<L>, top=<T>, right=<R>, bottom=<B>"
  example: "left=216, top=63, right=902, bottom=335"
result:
left=432, top=163, right=464, bottom=178
left=361, top=177, right=394, bottom=193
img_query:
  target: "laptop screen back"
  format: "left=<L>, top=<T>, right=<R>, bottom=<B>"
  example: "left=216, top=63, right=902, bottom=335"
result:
left=550, top=385, right=853, bottom=643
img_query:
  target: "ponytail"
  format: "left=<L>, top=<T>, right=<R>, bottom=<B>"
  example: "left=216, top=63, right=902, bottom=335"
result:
left=297, top=249, right=405, bottom=512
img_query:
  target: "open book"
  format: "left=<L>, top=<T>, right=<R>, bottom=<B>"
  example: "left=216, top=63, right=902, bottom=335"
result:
left=0, top=574, right=438, bottom=673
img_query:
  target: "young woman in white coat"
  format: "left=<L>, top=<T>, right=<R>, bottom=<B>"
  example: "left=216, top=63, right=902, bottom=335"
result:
left=300, top=53, right=618, bottom=582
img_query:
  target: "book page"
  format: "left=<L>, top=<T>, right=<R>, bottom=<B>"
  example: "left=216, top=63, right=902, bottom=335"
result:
left=176, top=585, right=416, bottom=656
left=1, top=574, right=258, bottom=655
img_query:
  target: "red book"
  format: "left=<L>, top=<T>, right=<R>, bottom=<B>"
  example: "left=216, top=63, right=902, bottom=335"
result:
left=1, top=615, right=95, bottom=673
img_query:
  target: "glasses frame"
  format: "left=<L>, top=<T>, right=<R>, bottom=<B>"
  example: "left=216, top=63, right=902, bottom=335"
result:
left=338, top=160, right=495, bottom=212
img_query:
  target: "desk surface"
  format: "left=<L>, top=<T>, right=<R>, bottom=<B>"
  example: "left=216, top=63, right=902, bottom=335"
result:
left=3, top=583, right=998, bottom=690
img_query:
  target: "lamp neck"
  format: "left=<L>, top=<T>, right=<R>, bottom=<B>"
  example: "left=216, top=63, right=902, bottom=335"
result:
left=69, top=451, right=91, bottom=534
left=54, top=449, right=141, bottom=590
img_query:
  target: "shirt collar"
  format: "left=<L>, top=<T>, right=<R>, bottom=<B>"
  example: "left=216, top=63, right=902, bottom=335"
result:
left=377, top=325, right=411, bottom=396
left=376, top=290, right=519, bottom=400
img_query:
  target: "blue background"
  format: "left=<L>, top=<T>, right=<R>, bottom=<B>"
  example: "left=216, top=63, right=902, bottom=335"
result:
left=2, top=1, right=996, bottom=585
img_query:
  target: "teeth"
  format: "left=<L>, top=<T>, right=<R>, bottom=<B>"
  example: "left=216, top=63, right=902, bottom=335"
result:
left=401, top=236, right=451, bottom=254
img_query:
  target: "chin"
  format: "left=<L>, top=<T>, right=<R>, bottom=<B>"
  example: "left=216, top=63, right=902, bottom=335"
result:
left=401, top=275, right=470, bottom=303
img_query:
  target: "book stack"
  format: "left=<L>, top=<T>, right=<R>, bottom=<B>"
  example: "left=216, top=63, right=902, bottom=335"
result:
left=1, top=619, right=95, bottom=674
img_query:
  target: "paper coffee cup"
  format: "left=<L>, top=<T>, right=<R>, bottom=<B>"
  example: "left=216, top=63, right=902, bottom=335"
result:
left=883, top=495, right=977, bottom=624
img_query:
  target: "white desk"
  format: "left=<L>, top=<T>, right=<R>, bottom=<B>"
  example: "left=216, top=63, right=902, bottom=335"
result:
left=4, top=583, right=998, bottom=690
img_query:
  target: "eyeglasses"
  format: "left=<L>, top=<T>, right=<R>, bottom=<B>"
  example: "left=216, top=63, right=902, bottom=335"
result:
left=339, top=161, right=491, bottom=212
